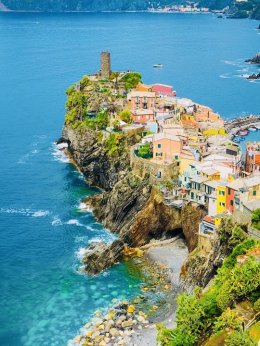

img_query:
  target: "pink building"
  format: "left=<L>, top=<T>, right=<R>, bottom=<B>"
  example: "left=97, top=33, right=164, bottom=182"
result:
left=128, top=91, right=156, bottom=111
left=153, top=133, right=182, bottom=161
left=132, top=109, right=155, bottom=123
left=152, top=84, right=176, bottom=97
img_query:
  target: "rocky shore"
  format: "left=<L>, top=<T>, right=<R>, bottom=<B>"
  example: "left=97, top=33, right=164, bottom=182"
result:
left=245, top=53, right=260, bottom=64
left=69, top=237, right=188, bottom=346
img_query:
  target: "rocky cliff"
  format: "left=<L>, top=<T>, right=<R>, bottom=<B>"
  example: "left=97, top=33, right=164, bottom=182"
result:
left=61, top=123, right=206, bottom=274
left=180, top=218, right=249, bottom=290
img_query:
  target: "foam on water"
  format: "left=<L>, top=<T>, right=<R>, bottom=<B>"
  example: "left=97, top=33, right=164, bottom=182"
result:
left=0, top=208, right=50, bottom=218
left=52, top=144, right=70, bottom=164
left=51, top=216, right=63, bottom=226
left=66, top=219, right=82, bottom=226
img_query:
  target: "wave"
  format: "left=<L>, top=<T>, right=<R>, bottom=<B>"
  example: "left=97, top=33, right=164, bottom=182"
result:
left=0, top=208, right=49, bottom=218
left=77, top=202, right=92, bottom=212
left=66, top=219, right=82, bottom=226
left=219, top=74, right=230, bottom=79
left=32, top=210, right=49, bottom=217
left=76, top=247, right=87, bottom=259
left=224, top=59, right=244, bottom=67
left=17, top=136, right=47, bottom=164
left=51, top=143, right=70, bottom=164
left=51, top=216, right=63, bottom=226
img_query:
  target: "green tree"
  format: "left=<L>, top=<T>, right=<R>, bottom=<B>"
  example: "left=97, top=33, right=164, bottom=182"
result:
left=122, top=72, right=142, bottom=90
left=138, top=143, right=151, bottom=158
left=119, top=109, right=132, bottom=124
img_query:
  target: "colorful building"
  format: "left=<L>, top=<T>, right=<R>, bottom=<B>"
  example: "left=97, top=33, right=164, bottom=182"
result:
left=151, top=84, right=176, bottom=97
left=153, top=133, right=182, bottom=161
left=245, top=142, right=260, bottom=174
left=132, top=109, right=155, bottom=123
left=128, top=91, right=156, bottom=112
left=216, top=182, right=228, bottom=214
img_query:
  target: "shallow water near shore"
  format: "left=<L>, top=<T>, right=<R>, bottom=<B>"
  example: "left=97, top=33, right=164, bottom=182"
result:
left=0, top=12, right=259, bottom=346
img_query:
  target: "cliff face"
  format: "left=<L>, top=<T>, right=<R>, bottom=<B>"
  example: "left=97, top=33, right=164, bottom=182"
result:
left=61, top=123, right=206, bottom=274
left=180, top=218, right=249, bottom=290
left=62, top=126, right=134, bottom=191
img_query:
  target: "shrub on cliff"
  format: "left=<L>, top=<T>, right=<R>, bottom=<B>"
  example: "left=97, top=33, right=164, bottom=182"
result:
left=119, top=109, right=132, bottom=124
left=251, top=208, right=260, bottom=230
left=225, top=330, right=255, bottom=346
left=156, top=239, right=260, bottom=346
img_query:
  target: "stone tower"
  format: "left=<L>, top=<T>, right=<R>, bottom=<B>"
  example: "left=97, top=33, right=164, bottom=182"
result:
left=100, top=51, right=111, bottom=78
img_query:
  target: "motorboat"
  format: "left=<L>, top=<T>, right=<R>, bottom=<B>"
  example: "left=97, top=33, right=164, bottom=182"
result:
left=153, top=64, right=163, bottom=68
left=238, top=130, right=248, bottom=136
left=248, top=127, right=257, bottom=132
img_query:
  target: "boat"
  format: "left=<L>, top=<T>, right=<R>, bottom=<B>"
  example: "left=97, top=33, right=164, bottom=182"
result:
left=153, top=64, right=163, bottom=68
left=248, top=127, right=257, bottom=132
left=238, top=130, right=248, bottom=136
left=255, top=125, right=260, bottom=130
left=233, top=137, right=241, bottom=143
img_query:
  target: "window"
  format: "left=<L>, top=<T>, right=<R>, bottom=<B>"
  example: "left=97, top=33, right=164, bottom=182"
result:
left=219, top=202, right=226, bottom=207
left=219, top=190, right=225, bottom=196
left=253, top=191, right=256, bottom=196
left=231, top=200, right=234, bottom=206
left=228, top=188, right=231, bottom=195
left=158, top=144, right=161, bottom=148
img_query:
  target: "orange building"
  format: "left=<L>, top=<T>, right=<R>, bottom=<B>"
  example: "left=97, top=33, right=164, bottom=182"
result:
left=245, top=142, right=260, bottom=174
left=153, top=133, right=182, bottom=161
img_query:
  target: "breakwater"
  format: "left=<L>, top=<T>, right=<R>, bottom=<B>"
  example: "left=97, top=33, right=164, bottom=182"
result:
left=225, top=114, right=260, bottom=137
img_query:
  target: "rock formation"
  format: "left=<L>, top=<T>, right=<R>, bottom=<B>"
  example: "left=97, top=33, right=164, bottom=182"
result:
left=245, top=53, right=260, bottom=64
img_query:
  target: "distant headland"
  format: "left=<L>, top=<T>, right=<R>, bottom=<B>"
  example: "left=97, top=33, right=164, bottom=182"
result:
left=1, top=0, right=260, bottom=19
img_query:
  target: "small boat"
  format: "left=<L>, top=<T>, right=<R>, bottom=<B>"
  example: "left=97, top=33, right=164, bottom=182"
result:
left=233, top=137, right=241, bottom=143
left=238, top=130, right=248, bottom=136
left=248, top=127, right=257, bottom=132
left=153, top=64, right=163, bottom=68
left=255, top=125, right=260, bottom=130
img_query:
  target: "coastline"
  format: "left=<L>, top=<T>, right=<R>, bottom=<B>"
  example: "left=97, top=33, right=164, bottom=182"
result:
left=131, top=237, right=188, bottom=346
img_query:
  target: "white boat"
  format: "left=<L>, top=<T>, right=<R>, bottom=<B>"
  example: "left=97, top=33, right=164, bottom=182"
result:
left=153, top=64, right=163, bottom=68
left=255, top=125, right=260, bottom=130
left=248, top=127, right=257, bottom=132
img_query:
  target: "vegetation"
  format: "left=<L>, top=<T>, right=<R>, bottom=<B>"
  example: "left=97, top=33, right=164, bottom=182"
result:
left=121, top=72, right=142, bottom=90
left=104, top=133, right=127, bottom=158
left=138, top=143, right=152, bottom=158
left=157, top=238, right=260, bottom=346
left=251, top=209, right=260, bottom=230
left=119, top=109, right=132, bottom=124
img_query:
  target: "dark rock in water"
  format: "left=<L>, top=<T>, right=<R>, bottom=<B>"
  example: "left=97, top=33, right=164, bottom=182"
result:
left=245, top=53, right=260, bottom=64
left=82, top=239, right=125, bottom=275
left=247, top=72, right=260, bottom=80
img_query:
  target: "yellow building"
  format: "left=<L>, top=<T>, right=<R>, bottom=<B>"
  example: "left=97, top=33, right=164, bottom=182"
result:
left=179, top=151, right=195, bottom=175
left=216, top=182, right=228, bottom=214
left=201, top=167, right=221, bottom=181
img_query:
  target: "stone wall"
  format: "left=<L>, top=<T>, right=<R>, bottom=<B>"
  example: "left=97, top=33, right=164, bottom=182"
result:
left=130, top=147, right=180, bottom=184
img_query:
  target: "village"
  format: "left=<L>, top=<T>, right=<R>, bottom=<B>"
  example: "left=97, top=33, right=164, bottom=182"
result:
left=77, top=52, right=260, bottom=255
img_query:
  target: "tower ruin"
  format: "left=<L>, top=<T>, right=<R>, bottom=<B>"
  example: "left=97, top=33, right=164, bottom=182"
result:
left=100, top=51, right=111, bottom=78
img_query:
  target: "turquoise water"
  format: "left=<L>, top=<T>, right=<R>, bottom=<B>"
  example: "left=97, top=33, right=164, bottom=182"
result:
left=0, top=12, right=259, bottom=346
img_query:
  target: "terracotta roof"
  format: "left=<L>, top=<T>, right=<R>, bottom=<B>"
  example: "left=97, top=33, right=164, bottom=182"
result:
left=203, top=215, right=215, bottom=224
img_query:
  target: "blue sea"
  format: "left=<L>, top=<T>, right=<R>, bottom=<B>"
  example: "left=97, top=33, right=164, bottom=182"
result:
left=0, top=12, right=259, bottom=346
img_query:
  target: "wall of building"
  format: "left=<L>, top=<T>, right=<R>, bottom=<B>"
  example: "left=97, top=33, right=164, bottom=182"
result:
left=130, top=148, right=179, bottom=184
left=216, top=186, right=227, bottom=214
left=153, top=138, right=182, bottom=161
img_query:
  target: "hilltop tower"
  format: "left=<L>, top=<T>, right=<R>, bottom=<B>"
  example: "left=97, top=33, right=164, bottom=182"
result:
left=100, top=51, right=111, bottom=78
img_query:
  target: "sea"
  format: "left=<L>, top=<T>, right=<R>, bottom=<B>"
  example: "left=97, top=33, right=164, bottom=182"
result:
left=0, top=12, right=259, bottom=346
